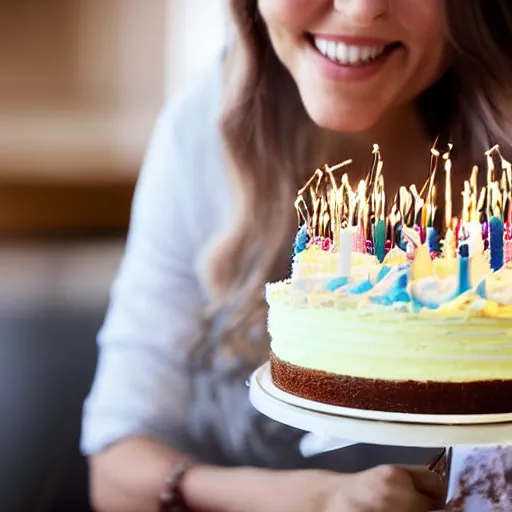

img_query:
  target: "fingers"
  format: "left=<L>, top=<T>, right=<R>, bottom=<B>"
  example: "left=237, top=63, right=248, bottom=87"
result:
left=401, top=465, right=447, bottom=509
left=409, top=492, right=441, bottom=512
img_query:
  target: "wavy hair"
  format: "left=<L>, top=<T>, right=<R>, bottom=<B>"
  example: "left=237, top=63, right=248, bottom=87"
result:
left=203, top=0, right=512, bottom=356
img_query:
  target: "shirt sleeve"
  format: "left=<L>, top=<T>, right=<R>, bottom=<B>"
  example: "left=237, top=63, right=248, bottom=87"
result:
left=80, top=101, right=208, bottom=456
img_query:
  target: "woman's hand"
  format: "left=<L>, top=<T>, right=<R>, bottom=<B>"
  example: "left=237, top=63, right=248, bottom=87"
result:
left=322, top=464, right=446, bottom=512
left=183, top=463, right=445, bottom=512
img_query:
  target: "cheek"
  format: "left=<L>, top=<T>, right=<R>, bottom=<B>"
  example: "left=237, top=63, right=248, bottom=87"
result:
left=396, top=1, right=447, bottom=78
left=396, top=0, right=445, bottom=50
left=257, top=0, right=323, bottom=34
left=395, top=0, right=444, bottom=35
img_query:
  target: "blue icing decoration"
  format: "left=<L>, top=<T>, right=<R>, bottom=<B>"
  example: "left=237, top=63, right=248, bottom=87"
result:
left=475, top=279, right=487, bottom=299
left=293, top=224, right=310, bottom=256
left=411, top=299, right=433, bottom=312
left=458, top=257, right=471, bottom=295
left=412, top=298, right=439, bottom=311
left=370, top=296, right=393, bottom=306
left=389, top=289, right=411, bottom=303
left=326, top=276, right=349, bottom=292
left=395, top=272, right=408, bottom=289
left=371, top=271, right=410, bottom=305
left=371, top=290, right=410, bottom=306
left=347, top=280, right=373, bottom=294
left=377, top=266, right=392, bottom=283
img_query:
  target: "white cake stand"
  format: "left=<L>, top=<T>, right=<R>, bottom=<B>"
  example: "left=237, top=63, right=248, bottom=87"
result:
left=250, top=363, right=512, bottom=504
left=249, top=363, right=512, bottom=447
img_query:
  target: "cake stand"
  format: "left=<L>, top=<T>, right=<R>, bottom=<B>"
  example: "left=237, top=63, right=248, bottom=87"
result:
left=249, top=363, right=512, bottom=502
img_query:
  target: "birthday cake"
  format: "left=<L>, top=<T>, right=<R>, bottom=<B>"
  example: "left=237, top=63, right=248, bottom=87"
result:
left=267, top=145, right=512, bottom=415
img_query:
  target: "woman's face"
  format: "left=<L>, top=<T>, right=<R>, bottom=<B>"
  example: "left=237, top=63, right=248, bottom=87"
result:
left=258, top=0, right=446, bottom=133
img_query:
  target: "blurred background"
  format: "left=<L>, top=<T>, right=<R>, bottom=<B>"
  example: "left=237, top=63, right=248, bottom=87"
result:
left=0, top=1, right=226, bottom=510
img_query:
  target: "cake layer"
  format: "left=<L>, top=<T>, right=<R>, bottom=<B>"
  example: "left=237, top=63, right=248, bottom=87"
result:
left=268, top=302, right=512, bottom=383
left=270, top=352, right=512, bottom=415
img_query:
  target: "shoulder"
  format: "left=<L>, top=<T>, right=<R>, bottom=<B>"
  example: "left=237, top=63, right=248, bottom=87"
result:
left=160, top=56, right=225, bottom=164
left=140, top=54, right=232, bottom=244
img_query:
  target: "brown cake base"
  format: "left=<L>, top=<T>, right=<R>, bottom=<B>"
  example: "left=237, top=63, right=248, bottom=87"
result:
left=270, top=352, right=512, bottom=415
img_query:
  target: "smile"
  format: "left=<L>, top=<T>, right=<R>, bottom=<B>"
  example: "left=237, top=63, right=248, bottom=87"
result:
left=307, top=34, right=401, bottom=68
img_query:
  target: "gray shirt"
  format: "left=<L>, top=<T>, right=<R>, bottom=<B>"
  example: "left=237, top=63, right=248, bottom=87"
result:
left=80, top=57, right=309, bottom=468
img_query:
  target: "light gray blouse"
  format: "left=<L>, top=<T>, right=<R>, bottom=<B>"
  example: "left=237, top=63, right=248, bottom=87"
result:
left=80, top=57, right=308, bottom=468
left=80, top=56, right=508, bottom=505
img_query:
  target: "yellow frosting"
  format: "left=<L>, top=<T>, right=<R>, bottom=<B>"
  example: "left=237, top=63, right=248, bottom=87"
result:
left=293, top=247, right=380, bottom=281
left=267, top=299, right=512, bottom=382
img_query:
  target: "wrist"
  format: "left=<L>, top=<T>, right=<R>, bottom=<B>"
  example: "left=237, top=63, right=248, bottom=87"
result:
left=299, top=469, right=344, bottom=511
left=180, top=466, right=343, bottom=512
left=159, top=460, right=196, bottom=511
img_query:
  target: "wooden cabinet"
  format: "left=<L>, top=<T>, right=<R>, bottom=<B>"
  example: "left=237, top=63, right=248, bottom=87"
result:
left=0, top=0, right=167, bottom=183
left=0, top=1, right=170, bottom=233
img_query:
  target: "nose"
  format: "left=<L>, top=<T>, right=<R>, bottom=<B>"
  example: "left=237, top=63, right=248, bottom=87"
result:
left=333, top=0, right=389, bottom=24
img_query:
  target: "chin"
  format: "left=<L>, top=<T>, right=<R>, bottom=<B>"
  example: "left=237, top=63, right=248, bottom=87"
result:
left=303, top=100, right=382, bottom=134
left=303, top=95, right=382, bottom=133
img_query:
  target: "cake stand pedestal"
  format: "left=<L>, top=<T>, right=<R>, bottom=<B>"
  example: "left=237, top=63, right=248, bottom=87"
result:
left=249, top=363, right=512, bottom=504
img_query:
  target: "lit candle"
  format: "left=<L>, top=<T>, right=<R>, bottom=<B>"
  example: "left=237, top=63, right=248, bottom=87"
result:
left=338, top=226, right=353, bottom=277
left=443, top=147, right=456, bottom=258
left=354, top=222, right=366, bottom=253
left=470, top=166, right=479, bottom=222
left=486, top=150, right=505, bottom=271
left=444, top=147, right=453, bottom=225
left=486, top=146, right=498, bottom=220
left=458, top=243, right=471, bottom=295
left=443, top=228, right=456, bottom=258
left=505, top=238, right=512, bottom=263
left=424, top=181, right=439, bottom=253
left=373, top=176, right=387, bottom=263
left=490, top=197, right=504, bottom=271
left=468, top=221, right=484, bottom=257
left=427, top=227, right=440, bottom=253
left=505, top=221, right=512, bottom=263
left=374, top=219, right=386, bottom=263
left=490, top=215, right=504, bottom=271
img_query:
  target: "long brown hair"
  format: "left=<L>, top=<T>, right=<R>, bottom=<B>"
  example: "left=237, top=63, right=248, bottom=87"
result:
left=203, top=0, right=512, bottom=353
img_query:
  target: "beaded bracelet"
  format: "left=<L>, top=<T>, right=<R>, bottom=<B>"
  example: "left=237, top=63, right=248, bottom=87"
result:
left=159, top=461, right=195, bottom=512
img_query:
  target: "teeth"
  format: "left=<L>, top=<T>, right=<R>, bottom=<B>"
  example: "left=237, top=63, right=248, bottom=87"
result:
left=313, top=37, right=387, bottom=65
left=316, top=38, right=328, bottom=56
left=336, top=43, right=348, bottom=64
left=361, top=47, right=371, bottom=62
left=370, top=47, right=381, bottom=59
left=327, top=41, right=337, bottom=61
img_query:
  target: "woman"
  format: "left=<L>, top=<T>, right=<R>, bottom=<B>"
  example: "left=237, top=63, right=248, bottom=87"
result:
left=82, top=1, right=512, bottom=511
